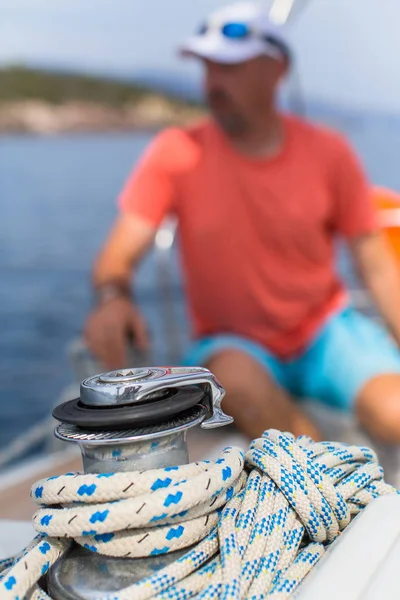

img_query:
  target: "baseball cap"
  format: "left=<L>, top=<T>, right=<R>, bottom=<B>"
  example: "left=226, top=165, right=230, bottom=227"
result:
left=180, top=2, right=291, bottom=65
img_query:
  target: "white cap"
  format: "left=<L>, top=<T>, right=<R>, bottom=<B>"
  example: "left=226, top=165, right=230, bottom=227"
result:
left=180, top=2, right=291, bottom=65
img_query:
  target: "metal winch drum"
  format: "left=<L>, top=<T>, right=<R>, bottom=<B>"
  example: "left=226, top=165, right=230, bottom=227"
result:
left=48, top=366, right=233, bottom=600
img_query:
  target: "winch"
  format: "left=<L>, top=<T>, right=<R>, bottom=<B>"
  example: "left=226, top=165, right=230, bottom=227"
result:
left=47, top=366, right=233, bottom=600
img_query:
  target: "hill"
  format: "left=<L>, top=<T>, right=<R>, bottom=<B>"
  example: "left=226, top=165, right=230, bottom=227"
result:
left=0, top=65, right=152, bottom=105
left=0, top=66, right=204, bottom=134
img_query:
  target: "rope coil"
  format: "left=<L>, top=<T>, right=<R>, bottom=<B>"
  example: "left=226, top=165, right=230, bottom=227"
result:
left=1, top=429, right=397, bottom=600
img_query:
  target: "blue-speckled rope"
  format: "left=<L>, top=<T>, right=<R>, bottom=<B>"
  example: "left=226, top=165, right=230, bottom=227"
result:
left=0, top=429, right=397, bottom=600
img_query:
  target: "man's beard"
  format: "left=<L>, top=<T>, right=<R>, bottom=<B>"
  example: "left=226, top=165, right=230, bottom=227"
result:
left=213, top=112, right=249, bottom=136
left=207, top=90, right=248, bottom=137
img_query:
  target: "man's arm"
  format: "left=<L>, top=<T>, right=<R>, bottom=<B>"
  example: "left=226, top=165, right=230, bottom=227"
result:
left=84, top=128, right=181, bottom=368
left=350, top=232, right=400, bottom=345
left=85, top=213, right=156, bottom=369
left=328, top=134, right=400, bottom=340
left=93, top=212, right=155, bottom=296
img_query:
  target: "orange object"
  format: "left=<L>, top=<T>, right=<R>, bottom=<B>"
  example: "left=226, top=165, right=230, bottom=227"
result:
left=373, top=187, right=400, bottom=259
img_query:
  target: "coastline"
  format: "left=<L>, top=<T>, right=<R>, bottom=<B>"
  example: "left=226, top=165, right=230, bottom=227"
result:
left=0, top=96, right=205, bottom=135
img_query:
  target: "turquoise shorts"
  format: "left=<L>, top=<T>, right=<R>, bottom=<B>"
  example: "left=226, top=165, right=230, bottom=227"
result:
left=184, top=307, right=400, bottom=412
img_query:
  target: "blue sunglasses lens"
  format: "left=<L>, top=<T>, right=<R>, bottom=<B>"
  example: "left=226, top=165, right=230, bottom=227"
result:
left=222, top=23, right=250, bottom=39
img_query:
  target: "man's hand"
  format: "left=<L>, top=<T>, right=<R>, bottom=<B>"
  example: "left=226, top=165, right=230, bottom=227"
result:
left=84, top=297, right=149, bottom=370
left=85, top=213, right=156, bottom=369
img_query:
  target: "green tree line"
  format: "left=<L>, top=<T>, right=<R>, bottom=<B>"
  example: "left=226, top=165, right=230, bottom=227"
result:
left=0, top=66, right=158, bottom=105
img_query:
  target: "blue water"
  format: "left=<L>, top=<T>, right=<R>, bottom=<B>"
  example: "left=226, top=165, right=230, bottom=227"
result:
left=1, top=115, right=400, bottom=449
left=0, top=132, right=168, bottom=448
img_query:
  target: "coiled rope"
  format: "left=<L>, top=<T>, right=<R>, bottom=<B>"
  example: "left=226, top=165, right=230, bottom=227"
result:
left=0, top=429, right=397, bottom=600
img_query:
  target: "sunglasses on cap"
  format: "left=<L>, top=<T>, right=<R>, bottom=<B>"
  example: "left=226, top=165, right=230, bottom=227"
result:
left=198, top=22, right=290, bottom=61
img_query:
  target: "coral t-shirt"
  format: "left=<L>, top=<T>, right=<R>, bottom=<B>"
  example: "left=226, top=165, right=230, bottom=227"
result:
left=119, top=115, right=377, bottom=358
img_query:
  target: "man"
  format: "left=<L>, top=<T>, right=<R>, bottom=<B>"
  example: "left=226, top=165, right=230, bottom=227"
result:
left=85, top=2, right=400, bottom=443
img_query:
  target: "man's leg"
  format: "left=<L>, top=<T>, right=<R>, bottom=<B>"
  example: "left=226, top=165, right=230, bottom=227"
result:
left=301, top=308, right=400, bottom=444
left=356, top=375, right=400, bottom=444
left=206, top=348, right=321, bottom=440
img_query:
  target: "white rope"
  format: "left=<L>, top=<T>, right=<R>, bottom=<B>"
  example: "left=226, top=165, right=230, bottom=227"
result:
left=0, top=429, right=397, bottom=600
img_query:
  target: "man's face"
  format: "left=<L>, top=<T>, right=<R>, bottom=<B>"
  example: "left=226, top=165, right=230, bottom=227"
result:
left=204, top=55, right=286, bottom=135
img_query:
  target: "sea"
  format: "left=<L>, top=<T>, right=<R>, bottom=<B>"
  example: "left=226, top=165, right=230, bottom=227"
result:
left=2, top=111, right=400, bottom=453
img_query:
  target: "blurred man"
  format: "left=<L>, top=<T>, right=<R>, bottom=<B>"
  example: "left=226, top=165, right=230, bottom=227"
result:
left=85, top=2, right=400, bottom=443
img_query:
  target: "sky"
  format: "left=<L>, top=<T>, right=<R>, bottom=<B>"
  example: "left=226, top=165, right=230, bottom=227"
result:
left=1, top=0, right=400, bottom=112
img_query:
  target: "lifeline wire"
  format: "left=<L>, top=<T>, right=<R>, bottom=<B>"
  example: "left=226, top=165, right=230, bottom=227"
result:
left=0, top=429, right=397, bottom=600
